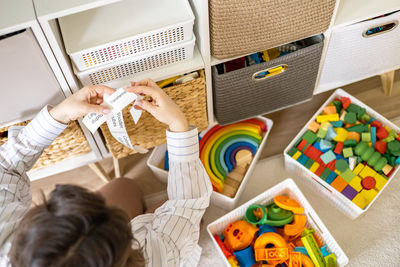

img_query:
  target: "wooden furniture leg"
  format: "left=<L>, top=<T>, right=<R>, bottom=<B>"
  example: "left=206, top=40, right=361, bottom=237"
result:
left=380, top=70, right=395, bottom=96
left=88, top=162, right=111, bottom=183
left=113, top=156, right=122, bottom=178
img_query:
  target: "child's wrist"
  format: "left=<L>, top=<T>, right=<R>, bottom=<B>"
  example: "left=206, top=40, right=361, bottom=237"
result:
left=49, top=105, right=70, bottom=124
left=169, top=118, right=189, bottom=132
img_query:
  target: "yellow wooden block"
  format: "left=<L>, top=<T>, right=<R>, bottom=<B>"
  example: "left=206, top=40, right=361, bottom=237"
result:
left=360, top=188, right=378, bottom=203
left=353, top=163, right=364, bottom=175
left=320, top=122, right=331, bottom=130
left=384, top=126, right=392, bottom=132
left=359, top=165, right=376, bottom=178
left=333, top=128, right=348, bottom=142
left=352, top=193, right=370, bottom=209
left=339, top=110, right=347, bottom=121
left=316, top=114, right=339, bottom=123
left=368, top=142, right=372, bottom=147
left=382, top=164, right=393, bottom=176
left=292, top=151, right=302, bottom=160
left=374, top=174, right=387, bottom=191
left=349, top=176, right=363, bottom=192
left=334, top=169, right=341, bottom=175
left=309, top=162, right=320, bottom=173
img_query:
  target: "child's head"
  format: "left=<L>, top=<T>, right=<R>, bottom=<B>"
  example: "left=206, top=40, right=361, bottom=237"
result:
left=9, top=184, right=145, bottom=267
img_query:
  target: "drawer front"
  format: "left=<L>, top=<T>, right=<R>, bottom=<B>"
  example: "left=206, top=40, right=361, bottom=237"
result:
left=213, top=41, right=324, bottom=125
left=209, top=0, right=336, bottom=59
left=0, top=29, right=65, bottom=126
left=319, top=11, right=400, bottom=89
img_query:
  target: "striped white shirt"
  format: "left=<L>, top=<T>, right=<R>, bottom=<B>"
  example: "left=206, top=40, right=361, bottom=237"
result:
left=0, top=106, right=212, bottom=267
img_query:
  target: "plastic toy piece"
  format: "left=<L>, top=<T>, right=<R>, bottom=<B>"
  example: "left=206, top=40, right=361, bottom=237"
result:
left=349, top=176, right=363, bottom=192
left=341, top=185, right=358, bottom=200
left=323, top=106, right=337, bottom=115
left=324, top=253, right=337, bottom=267
left=301, top=228, right=326, bottom=267
left=213, top=235, right=233, bottom=258
left=254, top=232, right=288, bottom=264
left=334, top=142, right=344, bottom=154
left=227, top=255, right=239, bottom=267
left=342, top=147, right=353, bottom=158
left=308, top=121, right=321, bottom=133
left=258, top=224, right=277, bottom=236
left=245, top=204, right=267, bottom=225
left=382, top=164, right=393, bottom=176
left=321, top=150, right=336, bottom=164
left=233, top=246, right=256, bottom=267
left=274, top=196, right=306, bottom=236
left=223, top=220, right=259, bottom=251
left=265, top=203, right=294, bottom=226
left=255, top=247, right=289, bottom=262
left=333, top=128, right=348, bottom=142
left=316, top=114, right=339, bottom=123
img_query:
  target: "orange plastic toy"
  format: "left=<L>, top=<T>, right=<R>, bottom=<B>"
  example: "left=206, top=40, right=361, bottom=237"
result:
left=274, top=196, right=307, bottom=236
left=223, top=220, right=258, bottom=251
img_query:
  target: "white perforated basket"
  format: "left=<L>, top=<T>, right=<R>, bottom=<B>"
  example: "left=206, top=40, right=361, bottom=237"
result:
left=318, top=11, right=400, bottom=92
left=147, top=116, right=273, bottom=210
left=207, top=178, right=349, bottom=267
left=284, top=89, right=400, bottom=219
left=75, top=37, right=195, bottom=86
left=59, top=0, right=194, bottom=71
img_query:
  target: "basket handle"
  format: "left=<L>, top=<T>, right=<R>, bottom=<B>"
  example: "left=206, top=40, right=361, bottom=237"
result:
left=252, top=64, right=287, bottom=81
left=362, top=20, right=398, bottom=38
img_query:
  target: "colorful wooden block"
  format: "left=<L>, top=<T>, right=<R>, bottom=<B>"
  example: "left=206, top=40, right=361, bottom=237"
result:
left=382, top=164, right=393, bottom=176
left=305, top=158, right=315, bottom=169
left=344, top=139, right=358, bottom=147
left=308, top=121, right=321, bottom=133
left=325, top=171, right=338, bottom=184
left=388, top=140, right=400, bottom=156
left=309, top=162, right=320, bottom=173
left=342, top=185, right=358, bottom=200
left=342, top=147, right=353, bottom=158
left=349, top=176, right=363, bottom=192
left=346, top=103, right=361, bottom=114
left=302, top=130, right=318, bottom=144
left=360, top=188, right=378, bottom=203
left=353, top=163, right=364, bottom=175
left=331, top=176, right=348, bottom=192
left=352, top=194, right=369, bottom=209
left=371, top=127, right=377, bottom=147
left=315, top=165, right=325, bottom=177
left=297, top=154, right=309, bottom=166
left=361, top=132, right=371, bottom=142
left=340, top=97, right=351, bottom=109
left=374, top=173, right=387, bottom=191
left=320, top=168, right=332, bottom=180
left=292, top=151, right=302, bottom=160
left=320, top=150, right=336, bottom=164
left=325, top=126, right=337, bottom=141
left=339, top=110, right=347, bottom=121
left=376, top=127, right=388, bottom=140
left=341, top=169, right=356, bottom=183
left=335, top=159, right=349, bottom=172
left=317, top=128, right=327, bottom=139
left=359, top=165, right=376, bottom=178
left=297, top=139, right=308, bottom=151
left=331, top=120, right=343, bottom=127
left=333, top=128, right=348, bottom=142
left=332, top=100, right=342, bottom=113
left=287, top=147, right=299, bottom=157
left=316, top=114, right=339, bottom=123
left=346, top=132, right=360, bottom=142
left=396, top=156, right=400, bottom=165
left=319, top=140, right=333, bottom=150
left=347, top=124, right=368, bottom=133
left=323, top=106, right=337, bottom=115
left=344, top=112, right=357, bottom=124
left=326, top=159, right=336, bottom=171
left=349, top=156, right=357, bottom=170
left=334, top=142, right=344, bottom=154
left=361, top=176, right=376, bottom=190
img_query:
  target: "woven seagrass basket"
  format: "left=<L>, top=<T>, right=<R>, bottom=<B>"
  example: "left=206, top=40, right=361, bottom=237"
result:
left=209, top=0, right=336, bottom=59
left=0, top=121, right=92, bottom=170
left=101, top=70, right=209, bottom=159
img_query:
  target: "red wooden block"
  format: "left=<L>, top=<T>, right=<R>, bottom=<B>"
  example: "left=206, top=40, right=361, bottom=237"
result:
left=315, top=165, right=326, bottom=176
left=297, top=139, right=308, bottom=151
left=340, top=96, right=351, bottom=109
left=376, top=127, right=389, bottom=140
left=327, top=160, right=336, bottom=171
left=361, top=176, right=376, bottom=190
left=334, top=142, right=344, bottom=154
left=397, top=133, right=400, bottom=142
left=370, top=121, right=382, bottom=128
left=375, top=141, right=387, bottom=154
left=387, top=167, right=396, bottom=178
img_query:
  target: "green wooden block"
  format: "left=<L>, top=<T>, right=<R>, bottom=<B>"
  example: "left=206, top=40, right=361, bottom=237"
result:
left=347, top=103, right=361, bottom=113
left=335, top=159, right=349, bottom=172
left=301, top=143, right=310, bottom=153
left=388, top=140, right=400, bottom=156
left=343, top=147, right=354, bottom=158
left=341, top=169, right=356, bottom=183
left=357, top=107, right=366, bottom=120
left=344, top=139, right=358, bottom=147
left=347, top=124, right=368, bottom=133
left=333, top=100, right=342, bottom=113
left=344, top=112, right=357, bottom=124
left=302, top=130, right=318, bottom=144
left=305, top=158, right=314, bottom=169
left=361, top=132, right=371, bottom=142
left=287, top=147, right=298, bottom=157
left=321, top=168, right=332, bottom=180
left=317, top=128, right=327, bottom=139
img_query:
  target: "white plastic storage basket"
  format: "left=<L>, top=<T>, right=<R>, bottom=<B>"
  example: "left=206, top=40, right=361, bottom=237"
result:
left=284, top=89, right=400, bottom=219
left=318, top=11, right=400, bottom=92
left=207, top=178, right=349, bottom=267
left=147, top=116, right=273, bottom=210
left=75, top=37, right=195, bottom=86
left=59, top=0, right=194, bottom=71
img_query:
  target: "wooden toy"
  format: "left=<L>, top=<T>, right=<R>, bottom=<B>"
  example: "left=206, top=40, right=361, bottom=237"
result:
left=316, top=114, right=339, bottom=123
left=376, top=127, right=389, bottom=140
left=333, top=128, right=348, bottom=142
left=342, top=147, right=353, bottom=158
left=371, top=126, right=377, bottom=147
left=323, top=106, right=337, bottom=115
left=302, top=130, right=318, bottom=144
left=361, top=176, right=376, bottom=190
left=382, top=164, right=393, bottom=175
left=349, top=176, right=363, bottom=192
left=340, top=96, right=351, bottom=109
left=331, top=176, right=348, bottom=192
left=361, top=132, right=371, bottom=142
left=335, top=159, right=349, bottom=172
left=388, top=140, right=400, bottom=156
left=344, top=112, right=357, bottom=124
left=349, top=156, right=357, bottom=170
left=346, top=131, right=360, bottom=142
left=374, top=174, right=387, bottom=190
left=340, top=169, right=356, bottom=183
left=235, top=149, right=252, bottom=166
left=341, top=185, right=358, bottom=200
left=334, top=142, right=344, bottom=154
left=321, top=150, right=336, bottom=164
left=360, top=188, right=378, bottom=203
left=308, top=121, right=320, bottom=133
left=352, top=193, right=369, bottom=209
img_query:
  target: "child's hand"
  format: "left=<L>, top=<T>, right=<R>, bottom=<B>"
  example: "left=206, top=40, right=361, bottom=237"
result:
left=126, top=79, right=189, bottom=132
left=50, top=86, right=115, bottom=124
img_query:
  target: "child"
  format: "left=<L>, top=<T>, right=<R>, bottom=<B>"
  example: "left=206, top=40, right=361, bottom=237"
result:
left=0, top=80, right=212, bottom=266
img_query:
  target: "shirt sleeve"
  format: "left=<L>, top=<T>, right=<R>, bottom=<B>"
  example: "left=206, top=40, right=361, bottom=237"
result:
left=0, top=106, right=67, bottom=253
left=130, top=126, right=213, bottom=266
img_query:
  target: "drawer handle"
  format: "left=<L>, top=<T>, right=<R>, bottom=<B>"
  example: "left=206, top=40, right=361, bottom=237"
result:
left=362, top=21, right=398, bottom=38
left=252, top=64, right=287, bottom=81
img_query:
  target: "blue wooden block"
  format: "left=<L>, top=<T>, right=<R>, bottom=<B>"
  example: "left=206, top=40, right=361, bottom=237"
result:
left=325, top=126, right=337, bottom=141
left=335, top=153, right=347, bottom=161
left=396, top=156, right=400, bottom=165
left=325, top=171, right=337, bottom=184
left=297, top=154, right=309, bottom=166
left=331, top=121, right=343, bottom=127
left=313, top=142, right=329, bottom=153
left=371, top=126, right=377, bottom=147
left=321, top=150, right=336, bottom=164
left=319, top=139, right=333, bottom=150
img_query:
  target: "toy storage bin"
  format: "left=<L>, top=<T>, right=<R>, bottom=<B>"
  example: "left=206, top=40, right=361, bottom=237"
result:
left=212, top=35, right=324, bottom=125
left=283, top=89, right=400, bottom=219
left=209, top=0, right=336, bottom=59
left=0, top=29, right=65, bottom=126
left=59, top=0, right=194, bottom=71
left=0, top=121, right=92, bottom=170
left=147, top=116, right=274, bottom=210
left=101, top=70, right=208, bottom=159
left=207, top=178, right=349, bottom=267
left=74, top=37, right=196, bottom=86
left=318, top=10, right=400, bottom=92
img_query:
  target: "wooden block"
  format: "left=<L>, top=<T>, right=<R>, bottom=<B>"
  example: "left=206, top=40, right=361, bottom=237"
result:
left=339, top=110, right=347, bottom=121
left=309, top=162, right=320, bottom=173
left=222, top=181, right=238, bottom=198
left=359, top=165, right=376, bottom=178
left=308, top=121, right=321, bottom=133
left=292, top=151, right=302, bottom=160
left=342, top=147, right=353, bottom=158
left=227, top=170, right=245, bottom=183
left=234, top=164, right=249, bottom=175
left=382, top=164, right=393, bottom=176
left=353, top=163, right=364, bottom=175
left=352, top=193, right=370, bottom=209
left=333, top=128, right=348, bottom=142
left=323, top=106, right=337, bottom=115
left=235, top=150, right=253, bottom=166
left=349, top=176, right=363, bottom=192
left=331, top=176, right=348, bottom=192
left=360, top=188, right=378, bottom=203
left=334, top=142, right=344, bottom=154
left=346, top=132, right=360, bottom=142
left=374, top=173, right=388, bottom=191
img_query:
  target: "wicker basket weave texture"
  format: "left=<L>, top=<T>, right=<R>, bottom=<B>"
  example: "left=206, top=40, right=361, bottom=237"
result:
left=0, top=121, right=92, bottom=170
left=209, top=0, right=336, bottom=59
left=101, top=70, right=209, bottom=159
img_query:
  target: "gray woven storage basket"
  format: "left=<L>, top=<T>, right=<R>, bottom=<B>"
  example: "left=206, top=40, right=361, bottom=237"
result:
left=212, top=37, right=324, bottom=125
left=209, top=0, right=336, bottom=59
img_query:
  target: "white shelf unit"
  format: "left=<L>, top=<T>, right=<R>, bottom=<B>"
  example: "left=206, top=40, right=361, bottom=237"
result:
left=0, top=0, right=103, bottom=180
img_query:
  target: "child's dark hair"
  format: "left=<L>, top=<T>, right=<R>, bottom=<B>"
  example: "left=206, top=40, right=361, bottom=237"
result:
left=9, top=184, right=145, bottom=267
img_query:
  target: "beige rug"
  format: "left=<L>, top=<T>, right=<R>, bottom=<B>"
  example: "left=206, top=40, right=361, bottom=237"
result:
left=198, top=154, right=400, bottom=267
